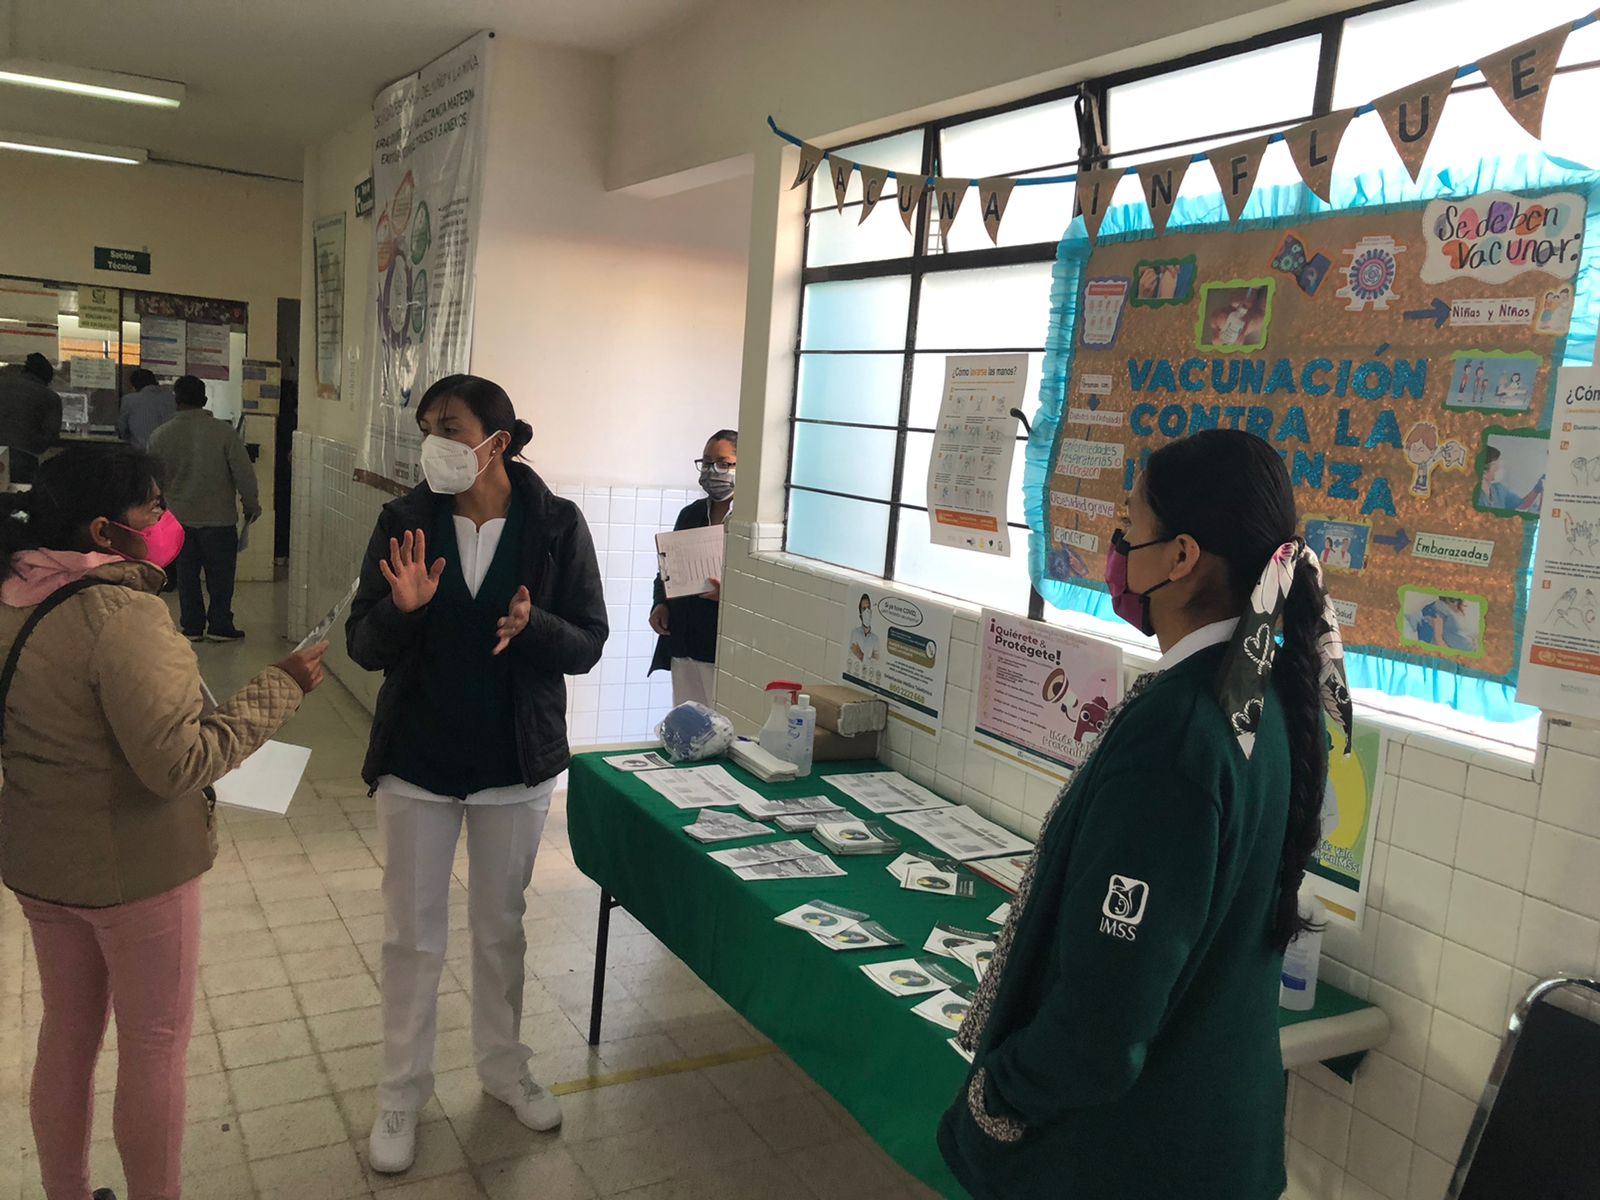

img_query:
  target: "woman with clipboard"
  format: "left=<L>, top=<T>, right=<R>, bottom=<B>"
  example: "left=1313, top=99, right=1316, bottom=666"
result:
left=649, top=429, right=737, bottom=706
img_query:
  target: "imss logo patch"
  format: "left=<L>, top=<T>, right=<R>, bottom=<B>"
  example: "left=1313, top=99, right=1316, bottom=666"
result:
left=1100, top=874, right=1149, bottom=941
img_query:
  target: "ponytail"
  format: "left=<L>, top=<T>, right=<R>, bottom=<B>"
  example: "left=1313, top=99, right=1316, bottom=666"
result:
left=1270, top=556, right=1331, bottom=952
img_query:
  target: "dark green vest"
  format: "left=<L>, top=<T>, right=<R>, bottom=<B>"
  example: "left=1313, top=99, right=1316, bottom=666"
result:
left=383, top=491, right=528, bottom=798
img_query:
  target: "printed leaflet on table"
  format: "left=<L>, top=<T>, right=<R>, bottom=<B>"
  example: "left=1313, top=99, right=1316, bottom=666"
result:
left=827, top=771, right=950, bottom=814
left=708, top=840, right=820, bottom=869
left=683, top=810, right=771, bottom=843
left=923, top=923, right=997, bottom=961
left=640, top=764, right=763, bottom=809
left=733, top=856, right=846, bottom=881
left=912, top=984, right=977, bottom=1032
left=813, top=819, right=903, bottom=856
left=974, top=609, right=1123, bottom=775
left=969, top=854, right=1031, bottom=893
left=952, top=939, right=996, bottom=980
left=861, top=957, right=965, bottom=997
left=1516, top=364, right=1600, bottom=720
left=987, top=902, right=1012, bottom=924
left=841, top=586, right=953, bottom=733
left=885, top=852, right=976, bottom=897
left=604, top=751, right=674, bottom=772
left=739, top=795, right=845, bottom=820
left=926, top=354, right=1029, bottom=556
left=889, top=805, right=1033, bottom=861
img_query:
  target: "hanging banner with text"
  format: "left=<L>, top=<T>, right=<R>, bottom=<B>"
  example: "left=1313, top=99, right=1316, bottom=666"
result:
left=927, top=354, right=1028, bottom=556
left=840, top=586, right=954, bottom=733
left=1516, top=365, right=1600, bottom=719
left=973, top=609, right=1123, bottom=778
left=1041, top=184, right=1597, bottom=686
left=359, top=31, right=492, bottom=492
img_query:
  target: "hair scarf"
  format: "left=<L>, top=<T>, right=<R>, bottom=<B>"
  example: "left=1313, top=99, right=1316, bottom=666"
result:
left=956, top=537, right=1354, bottom=1144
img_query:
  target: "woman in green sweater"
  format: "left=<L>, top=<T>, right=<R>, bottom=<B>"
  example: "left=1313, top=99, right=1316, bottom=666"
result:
left=940, top=429, right=1352, bottom=1199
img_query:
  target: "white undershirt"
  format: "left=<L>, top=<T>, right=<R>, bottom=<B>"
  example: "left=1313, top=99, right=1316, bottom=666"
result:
left=377, top=511, right=556, bottom=808
left=1155, top=618, right=1239, bottom=672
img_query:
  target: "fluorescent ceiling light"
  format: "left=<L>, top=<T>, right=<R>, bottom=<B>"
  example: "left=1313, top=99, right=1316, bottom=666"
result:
left=0, top=59, right=184, bottom=108
left=0, top=130, right=146, bottom=164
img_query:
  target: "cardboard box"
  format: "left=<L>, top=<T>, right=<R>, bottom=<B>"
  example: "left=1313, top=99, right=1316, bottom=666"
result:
left=814, top=727, right=880, bottom=762
left=808, top=683, right=888, bottom=737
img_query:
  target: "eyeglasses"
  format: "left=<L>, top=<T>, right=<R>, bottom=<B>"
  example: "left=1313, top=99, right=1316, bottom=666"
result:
left=694, top=459, right=736, bottom=474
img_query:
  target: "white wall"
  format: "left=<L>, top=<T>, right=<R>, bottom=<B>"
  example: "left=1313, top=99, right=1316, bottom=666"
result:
left=0, top=154, right=300, bottom=360
left=472, top=35, right=750, bottom=490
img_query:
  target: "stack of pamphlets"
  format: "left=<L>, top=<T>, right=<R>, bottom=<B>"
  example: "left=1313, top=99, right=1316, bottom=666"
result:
left=775, top=901, right=903, bottom=951
left=682, top=810, right=770, bottom=843
left=923, top=922, right=997, bottom=962
left=706, top=842, right=846, bottom=880
left=987, top=901, right=1012, bottom=925
left=952, top=939, right=996, bottom=981
left=739, top=795, right=844, bottom=820
left=912, top=982, right=976, bottom=1031
left=888, top=806, right=1033, bottom=862
left=827, top=771, right=951, bottom=815
left=969, top=854, right=1031, bottom=893
left=813, top=819, right=902, bottom=856
left=640, top=764, right=764, bottom=810
left=774, top=810, right=849, bottom=833
left=603, top=751, right=673, bottom=772
left=885, top=852, right=976, bottom=897
left=860, top=956, right=964, bottom=997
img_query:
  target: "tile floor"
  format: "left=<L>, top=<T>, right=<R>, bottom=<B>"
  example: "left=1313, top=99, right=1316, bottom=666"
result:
left=0, top=584, right=934, bottom=1200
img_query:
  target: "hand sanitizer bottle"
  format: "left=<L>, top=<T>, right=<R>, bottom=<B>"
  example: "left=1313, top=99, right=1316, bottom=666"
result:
left=759, top=681, right=800, bottom=759
left=1280, top=884, right=1326, bottom=1012
left=785, top=693, right=817, bottom=778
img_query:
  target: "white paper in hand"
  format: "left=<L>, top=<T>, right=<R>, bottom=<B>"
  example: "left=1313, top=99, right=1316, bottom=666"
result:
left=213, top=741, right=311, bottom=815
left=295, top=579, right=360, bottom=653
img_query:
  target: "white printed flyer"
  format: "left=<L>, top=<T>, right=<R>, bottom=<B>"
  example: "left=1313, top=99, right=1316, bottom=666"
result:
left=841, top=586, right=953, bottom=733
left=973, top=610, right=1123, bottom=776
left=1516, top=365, right=1600, bottom=720
left=926, top=354, right=1028, bottom=556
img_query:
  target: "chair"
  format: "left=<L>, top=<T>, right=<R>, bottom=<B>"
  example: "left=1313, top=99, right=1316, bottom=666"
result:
left=1447, top=974, right=1600, bottom=1200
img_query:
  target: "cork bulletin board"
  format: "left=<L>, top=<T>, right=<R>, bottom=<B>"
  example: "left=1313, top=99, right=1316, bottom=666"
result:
left=1043, top=186, right=1595, bottom=682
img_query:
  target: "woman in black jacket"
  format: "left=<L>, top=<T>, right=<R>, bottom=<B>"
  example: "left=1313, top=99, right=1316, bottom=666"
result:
left=648, top=428, right=736, bottom=705
left=345, top=374, right=607, bottom=1176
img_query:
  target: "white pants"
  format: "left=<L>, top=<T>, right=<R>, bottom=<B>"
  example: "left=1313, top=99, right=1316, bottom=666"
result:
left=376, top=789, right=551, bottom=1112
left=670, top=657, right=717, bottom=708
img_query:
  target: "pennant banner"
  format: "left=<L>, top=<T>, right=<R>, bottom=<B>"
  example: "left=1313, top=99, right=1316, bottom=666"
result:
left=828, top=157, right=855, bottom=213
left=933, top=177, right=967, bottom=241
left=1478, top=25, right=1571, bottom=139
left=792, top=142, right=824, bottom=191
left=1076, top=168, right=1119, bottom=244
left=897, top=179, right=925, bottom=233
left=1137, top=154, right=1192, bottom=235
left=1283, top=108, right=1356, bottom=204
left=1374, top=67, right=1458, bottom=184
left=764, top=15, right=1591, bottom=242
left=859, top=165, right=889, bottom=225
left=1206, top=135, right=1271, bottom=223
left=977, top=176, right=1017, bottom=244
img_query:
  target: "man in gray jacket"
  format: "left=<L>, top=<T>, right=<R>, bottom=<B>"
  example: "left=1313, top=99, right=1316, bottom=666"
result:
left=148, top=375, right=261, bottom=640
left=116, top=367, right=176, bottom=449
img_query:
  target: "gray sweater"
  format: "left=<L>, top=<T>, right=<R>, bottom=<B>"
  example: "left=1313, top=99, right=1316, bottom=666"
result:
left=148, top=408, right=261, bottom=528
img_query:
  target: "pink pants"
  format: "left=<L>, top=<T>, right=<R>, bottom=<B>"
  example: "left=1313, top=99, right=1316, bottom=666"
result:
left=19, top=877, right=202, bottom=1200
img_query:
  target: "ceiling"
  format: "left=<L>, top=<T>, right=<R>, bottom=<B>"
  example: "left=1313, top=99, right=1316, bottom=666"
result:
left=1, top=0, right=715, bottom=179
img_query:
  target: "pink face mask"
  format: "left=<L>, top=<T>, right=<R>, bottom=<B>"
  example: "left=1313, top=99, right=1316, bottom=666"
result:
left=1105, top=528, right=1171, bottom=637
left=113, top=510, right=186, bottom=569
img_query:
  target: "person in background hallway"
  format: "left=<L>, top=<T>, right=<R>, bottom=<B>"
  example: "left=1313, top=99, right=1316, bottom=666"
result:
left=0, top=445, right=326, bottom=1200
left=346, top=374, right=607, bottom=1175
left=649, top=429, right=737, bottom=706
left=147, top=375, right=260, bottom=642
left=117, top=368, right=176, bottom=450
left=0, top=352, right=63, bottom=484
left=940, top=430, right=1351, bottom=1200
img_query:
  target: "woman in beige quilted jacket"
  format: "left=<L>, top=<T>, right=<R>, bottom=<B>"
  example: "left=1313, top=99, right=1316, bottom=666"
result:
left=0, top=446, right=328, bottom=1200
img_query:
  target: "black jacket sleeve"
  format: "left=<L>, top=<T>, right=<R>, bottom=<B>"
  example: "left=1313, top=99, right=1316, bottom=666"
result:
left=345, top=508, right=429, bottom=672
left=510, top=504, right=608, bottom=675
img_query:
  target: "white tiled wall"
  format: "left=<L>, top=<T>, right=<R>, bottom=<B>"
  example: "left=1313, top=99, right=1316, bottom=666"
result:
left=714, top=518, right=1600, bottom=1200
left=288, top=432, right=683, bottom=743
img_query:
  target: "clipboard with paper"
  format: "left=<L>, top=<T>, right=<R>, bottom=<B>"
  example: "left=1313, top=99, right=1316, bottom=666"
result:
left=655, top=526, right=725, bottom=599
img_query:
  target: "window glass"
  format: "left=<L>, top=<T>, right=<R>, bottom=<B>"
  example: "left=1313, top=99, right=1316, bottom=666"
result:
left=907, top=351, right=1045, bottom=429
left=807, top=203, right=915, bottom=267
left=893, top=508, right=1034, bottom=612
left=915, top=262, right=1054, bottom=350
left=810, top=130, right=925, bottom=209
left=787, top=490, right=890, bottom=575
left=796, top=352, right=904, bottom=426
left=791, top=422, right=897, bottom=501
left=800, top=277, right=911, bottom=351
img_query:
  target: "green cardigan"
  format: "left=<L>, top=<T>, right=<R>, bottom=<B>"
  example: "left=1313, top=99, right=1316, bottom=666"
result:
left=939, top=642, right=1291, bottom=1200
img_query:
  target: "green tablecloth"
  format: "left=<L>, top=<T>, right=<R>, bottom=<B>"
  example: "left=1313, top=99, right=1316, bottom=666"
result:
left=565, top=752, right=1371, bottom=1197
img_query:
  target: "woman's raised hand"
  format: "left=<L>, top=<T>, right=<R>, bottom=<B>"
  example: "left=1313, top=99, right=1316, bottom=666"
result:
left=493, top=585, right=532, bottom=656
left=379, top=530, right=445, bottom=613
